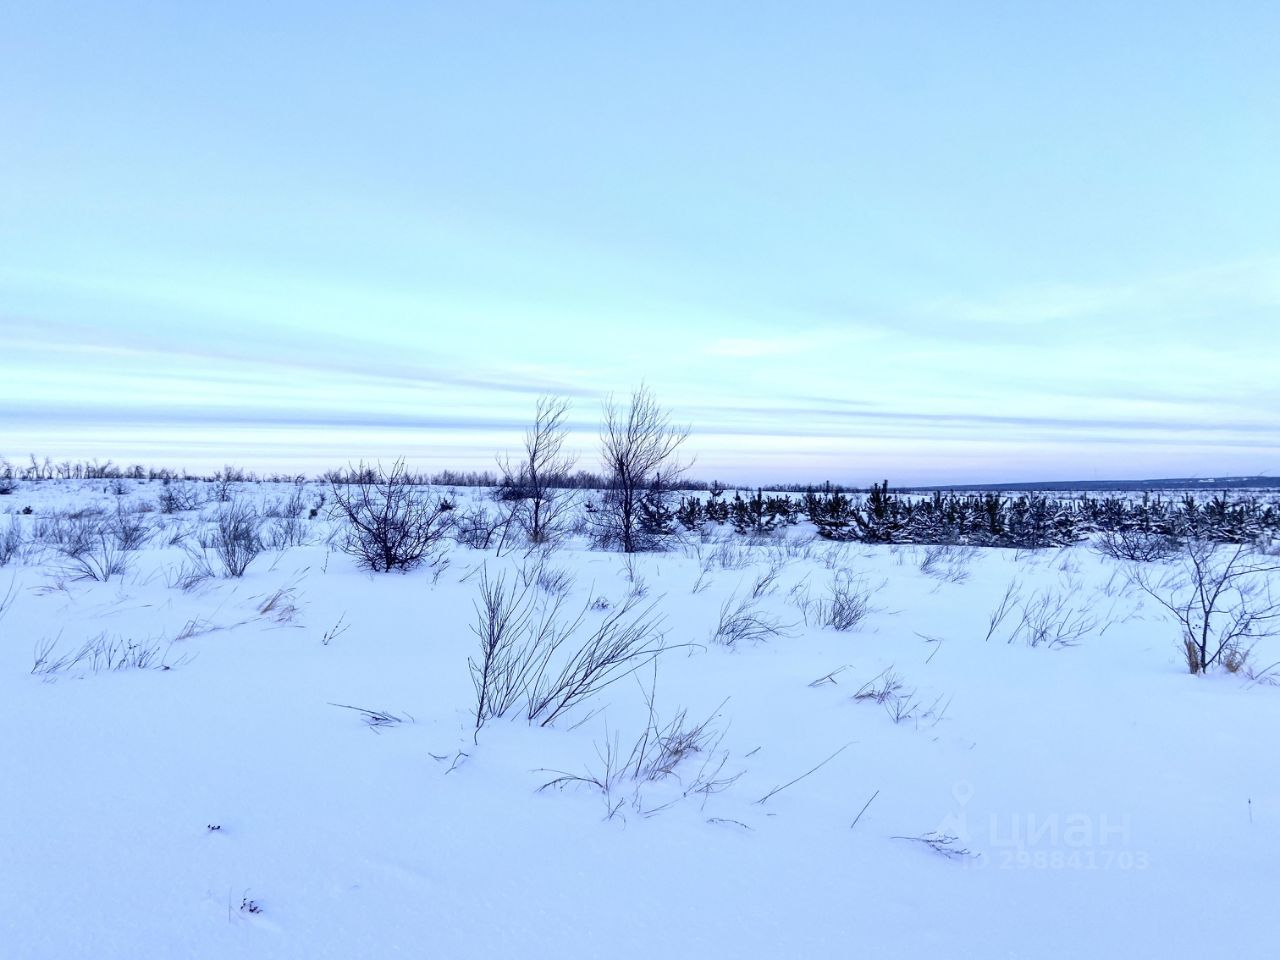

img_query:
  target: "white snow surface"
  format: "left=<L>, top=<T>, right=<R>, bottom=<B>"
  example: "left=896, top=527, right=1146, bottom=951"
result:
left=1, top=480, right=1277, bottom=959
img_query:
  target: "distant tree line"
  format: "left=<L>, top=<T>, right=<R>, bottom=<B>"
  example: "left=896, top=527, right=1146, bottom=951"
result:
left=6, top=446, right=1279, bottom=551
left=0, top=456, right=310, bottom=485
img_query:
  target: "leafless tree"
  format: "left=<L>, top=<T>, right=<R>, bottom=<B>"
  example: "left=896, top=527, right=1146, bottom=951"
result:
left=596, top=384, right=689, bottom=553
left=498, top=396, right=578, bottom=546
left=1130, top=539, right=1280, bottom=674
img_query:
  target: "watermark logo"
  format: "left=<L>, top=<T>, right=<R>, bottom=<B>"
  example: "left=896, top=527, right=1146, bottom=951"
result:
left=940, top=781, right=1149, bottom=871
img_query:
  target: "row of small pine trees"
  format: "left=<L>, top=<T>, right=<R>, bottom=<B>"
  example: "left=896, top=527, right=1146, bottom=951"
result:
left=674, top=483, right=1280, bottom=547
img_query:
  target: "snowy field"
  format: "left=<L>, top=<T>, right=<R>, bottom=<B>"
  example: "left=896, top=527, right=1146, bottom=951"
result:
left=2, top=479, right=1277, bottom=959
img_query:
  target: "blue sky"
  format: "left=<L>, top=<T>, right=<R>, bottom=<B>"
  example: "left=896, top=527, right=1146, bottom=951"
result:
left=3, top=1, right=1277, bottom=484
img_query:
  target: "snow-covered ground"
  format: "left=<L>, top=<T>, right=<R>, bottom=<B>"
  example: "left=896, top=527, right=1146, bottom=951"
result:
left=1, top=480, right=1277, bottom=959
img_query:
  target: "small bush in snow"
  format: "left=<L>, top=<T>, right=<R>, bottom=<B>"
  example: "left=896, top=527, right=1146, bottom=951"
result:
left=0, top=517, right=22, bottom=566
left=1095, top=528, right=1180, bottom=563
left=103, top=501, right=153, bottom=551
left=172, top=550, right=217, bottom=591
left=452, top=504, right=505, bottom=550
left=55, top=519, right=130, bottom=582
left=534, top=565, right=575, bottom=597
left=262, top=484, right=307, bottom=519
left=262, top=515, right=311, bottom=550
left=917, top=543, right=976, bottom=582
left=1006, top=589, right=1097, bottom=649
left=208, top=501, right=264, bottom=577
left=710, top=593, right=791, bottom=647
left=469, top=566, right=669, bottom=734
left=853, top=668, right=906, bottom=705
left=810, top=571, right=877, bottom=631
left=158, top=483, right=204, bottom=514
left=329, top=460, right=453, bottom=572
left=538, top=699, right=738, bottom=820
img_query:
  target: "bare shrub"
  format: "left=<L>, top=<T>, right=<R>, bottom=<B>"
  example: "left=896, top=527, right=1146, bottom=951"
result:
left=329, top=460, right=452, bottom=572
left=263, top=484, right=307, bottom=519
left=885, top=691, right=919, bottom=724
left=1220, top=638, right=1251, bottom=674
left=0, top=517, right=22, bottom=566
left=1006, top=589, right=1097, bottom=649
left=470, top=569, right=568, bottom=730
left=211, top=470, right=237, bottom=503
left=984, top=578, right=1023, bottom=641
left=819, top=542, right=854, bottom=570
left=38, top=509, right=101, bottom=553
left=262, top=515, right=311, bottom=550
left=708, top=534, right=751, bottom=571
left=158, top=483, right=203, bottom=514
left=207, top=501, right=263, bottom=577
left=766, top=535, right=819, bottom=563
left=468, top=567, right=670, bottom=734
left=159, top=520, right=191, bottom=548
left=166, top=549, right=217, bottom=591
left=873, top=686, right=948, bottom=727
left=32, top=631, right=187, bottom=675
left=57, top=521, right=130, bottom=582
left=1130, top=540, right=1280, bottom=674
left=256, top=585, right=300, bottom=625
left=452, top=504, right=506, bottom=550
left=626, top=704, right=726, bottom=785
left=810, top=571, right=877, bottom=631
left=918, top=544, right=976, bottom=583
left=853, top=667, right=906, bottom=705
left=526, top=596, right=668, bottom=727
left=104, top=501, right=152, bottom=551
left=620, top=553, right=649, bottom=599
left=538, top=696, right=737, bottom=820
left=748, top=560, right=784, bottom=599
left=535, top=565, right=575, bottom=597
left=710, top=593, right=791, bottom=647
left=1096, top=528, right=1180, bottom=563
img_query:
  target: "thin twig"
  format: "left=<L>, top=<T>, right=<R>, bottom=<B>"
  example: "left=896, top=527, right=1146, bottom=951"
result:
left=755, top=742, right=854, bottom=805
left=850, top=789, right=880, bottom=830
